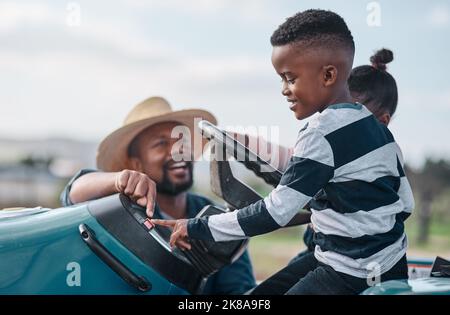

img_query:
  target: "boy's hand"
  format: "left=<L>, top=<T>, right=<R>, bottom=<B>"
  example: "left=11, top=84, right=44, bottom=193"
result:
left=114, top=169, right=156, bottom=217
left=151, top=219, right=192, bottom=250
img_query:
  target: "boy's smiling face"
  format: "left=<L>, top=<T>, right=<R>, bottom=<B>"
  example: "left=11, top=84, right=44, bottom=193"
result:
left=272, top=43, right=350, bottom=120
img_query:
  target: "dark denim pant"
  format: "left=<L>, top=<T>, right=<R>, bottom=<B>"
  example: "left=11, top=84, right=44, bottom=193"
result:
left=251, top=251, right=408, bottom=295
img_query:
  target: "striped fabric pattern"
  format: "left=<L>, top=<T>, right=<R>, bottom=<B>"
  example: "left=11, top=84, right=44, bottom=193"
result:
left=188, top=103, right=414, bottom=278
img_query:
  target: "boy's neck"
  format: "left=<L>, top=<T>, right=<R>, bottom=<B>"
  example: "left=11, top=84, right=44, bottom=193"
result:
left=326, top=87, right=354, bottom=108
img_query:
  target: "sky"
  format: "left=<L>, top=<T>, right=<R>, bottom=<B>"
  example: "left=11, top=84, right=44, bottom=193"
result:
left=0, top=0, right=449, bottom=169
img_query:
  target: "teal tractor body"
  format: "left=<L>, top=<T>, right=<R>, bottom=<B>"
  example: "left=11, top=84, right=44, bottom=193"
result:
left=0, top=199, right=185, bottom=294
left=362, top=257, right=450, bottom=295
left=0, top=194, right=246, bottom=295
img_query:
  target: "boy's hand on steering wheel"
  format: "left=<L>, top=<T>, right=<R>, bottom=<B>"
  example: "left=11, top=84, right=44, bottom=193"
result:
left=151, top=219, right=192, bottom=251
left=114, top=169, right=156, bottom=218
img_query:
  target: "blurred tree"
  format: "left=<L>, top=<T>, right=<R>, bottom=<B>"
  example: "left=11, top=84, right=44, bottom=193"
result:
left=19, top=155, right=53, bottom=170
left=431, top=187, right=450, bottom=223
left=407, top=159, right=450, bottom=244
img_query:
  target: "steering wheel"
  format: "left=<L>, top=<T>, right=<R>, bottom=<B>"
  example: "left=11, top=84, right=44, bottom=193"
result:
left=198, top=120, right=283, bottom=187
left=198, top=120, right=311, bottom=227
left=86, top=194, right=248, bottom=294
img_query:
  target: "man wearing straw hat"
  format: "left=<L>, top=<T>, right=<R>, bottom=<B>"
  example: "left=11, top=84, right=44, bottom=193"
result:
left=60, top=96, right=256, bottom=294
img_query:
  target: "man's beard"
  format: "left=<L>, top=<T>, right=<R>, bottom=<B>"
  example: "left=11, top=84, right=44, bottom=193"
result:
left=156, top=160, right=194, bottom=196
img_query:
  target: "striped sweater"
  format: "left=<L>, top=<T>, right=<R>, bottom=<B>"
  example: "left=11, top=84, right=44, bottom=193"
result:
left=188, top=103, right=415, bottom=278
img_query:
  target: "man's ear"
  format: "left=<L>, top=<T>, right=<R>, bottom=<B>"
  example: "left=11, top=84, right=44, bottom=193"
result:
left=322, top=65, right=338, bottom=87
left=378, top=113, right=391, bottom=126
left=128, top=157, right=143, bottom=172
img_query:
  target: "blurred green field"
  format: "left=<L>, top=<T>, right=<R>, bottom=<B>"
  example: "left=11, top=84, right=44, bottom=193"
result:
left=247, top=226, right=305, bottom=280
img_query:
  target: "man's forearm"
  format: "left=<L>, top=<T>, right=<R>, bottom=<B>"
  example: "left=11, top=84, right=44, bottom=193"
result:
left=69, top=172, right=118, bottom=204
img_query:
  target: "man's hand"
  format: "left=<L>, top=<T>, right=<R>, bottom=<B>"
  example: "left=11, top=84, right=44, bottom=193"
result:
left=115, top=169, right=156, bottom=217
left=151, top=219, right=191, bottom=250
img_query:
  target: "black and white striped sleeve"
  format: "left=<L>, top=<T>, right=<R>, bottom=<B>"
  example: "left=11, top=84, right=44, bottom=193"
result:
left=188, top=128, right=335, bottom=242
left=395, top=144, right=415, bottom=216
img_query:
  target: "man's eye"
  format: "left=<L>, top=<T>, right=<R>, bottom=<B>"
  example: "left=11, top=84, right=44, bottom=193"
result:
left=153, top=140, right=168, bottom=147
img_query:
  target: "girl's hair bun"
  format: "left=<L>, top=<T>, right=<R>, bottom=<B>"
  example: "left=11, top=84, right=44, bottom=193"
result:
left=370, top=48, right=394, bottom=71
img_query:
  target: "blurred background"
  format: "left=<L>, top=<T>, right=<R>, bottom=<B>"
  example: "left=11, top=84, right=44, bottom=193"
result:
left=1, top=0, right=449, bottom=281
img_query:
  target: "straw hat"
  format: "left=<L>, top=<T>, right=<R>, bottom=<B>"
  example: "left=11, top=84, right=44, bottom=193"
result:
left=96, top=96, right=217, bottom=171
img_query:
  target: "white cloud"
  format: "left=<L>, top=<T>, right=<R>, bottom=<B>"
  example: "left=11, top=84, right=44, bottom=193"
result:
left=389, top=88, right=450, bottom=168
left=427, top=5, right=450, bottom=28
left=400, top=89, right=450, bottom=111
left=0, top=1, right=173, bottom=60
left=0, top=34, right=277, bottom=142
left=0, top=2, right=52, bottom=32
left=182, top=57, right=269, bottom=80
left=123, top=0, right=279, bottom=24
left=0, top=1, right=279, bottom=143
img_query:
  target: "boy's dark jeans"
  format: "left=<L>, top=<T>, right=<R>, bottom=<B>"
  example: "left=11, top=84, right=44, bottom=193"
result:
left=251, top=252, right=408, bottom=295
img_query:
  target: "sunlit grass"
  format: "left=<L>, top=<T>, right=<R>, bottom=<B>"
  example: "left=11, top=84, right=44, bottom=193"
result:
left=248, top=226, right=306, bottom=281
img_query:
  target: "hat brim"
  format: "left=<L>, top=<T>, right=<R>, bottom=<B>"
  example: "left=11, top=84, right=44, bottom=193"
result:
left=96, top=109, right=217, bottom=172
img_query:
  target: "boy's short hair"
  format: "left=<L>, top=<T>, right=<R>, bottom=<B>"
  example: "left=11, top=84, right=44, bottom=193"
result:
left=271, top=9, right=355, bottom=53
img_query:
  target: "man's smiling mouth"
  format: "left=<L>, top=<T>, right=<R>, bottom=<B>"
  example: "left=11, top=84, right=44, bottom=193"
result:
left=168, top=161, right=188, bottom=170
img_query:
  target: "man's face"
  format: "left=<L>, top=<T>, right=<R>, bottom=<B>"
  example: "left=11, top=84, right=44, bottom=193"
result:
left=131, top=122, right=193, bottom=196
left=271, top=44, right=330, bottom=120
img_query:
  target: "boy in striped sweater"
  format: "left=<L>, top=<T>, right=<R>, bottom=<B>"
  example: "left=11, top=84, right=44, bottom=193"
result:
left=153, top=9, right=415, bottom=294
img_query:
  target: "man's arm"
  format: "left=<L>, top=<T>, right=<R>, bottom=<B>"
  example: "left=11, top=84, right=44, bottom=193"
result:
left=60, top=169, right=98, bottom=207
left=69, top=172, right=118, bottom=204
left=66, top=169, right=157, bottom=216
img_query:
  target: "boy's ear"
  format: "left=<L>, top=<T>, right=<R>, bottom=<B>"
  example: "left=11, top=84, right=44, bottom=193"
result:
left=322, top=65, right=338, bottom=87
